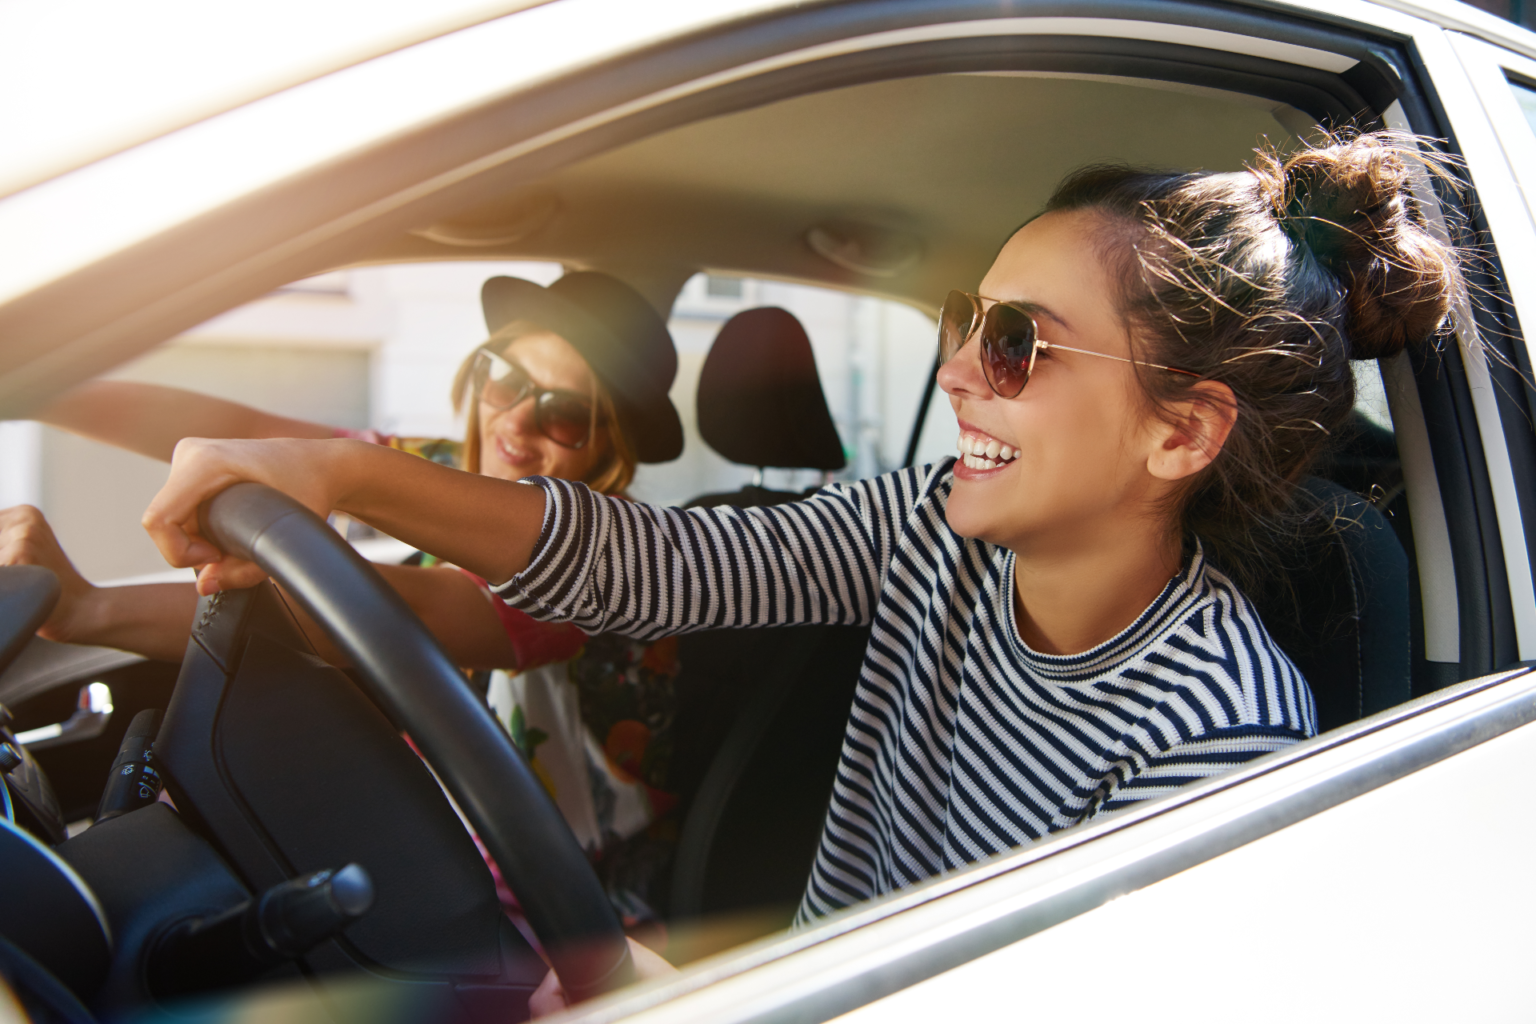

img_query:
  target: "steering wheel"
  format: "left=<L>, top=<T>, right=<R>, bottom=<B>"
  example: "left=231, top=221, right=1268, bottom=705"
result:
left=200, top=482, right=632, bottom=1001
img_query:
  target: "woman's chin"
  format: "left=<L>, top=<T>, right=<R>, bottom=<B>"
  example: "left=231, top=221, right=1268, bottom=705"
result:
left=943, top=492, right=1001, bottom=543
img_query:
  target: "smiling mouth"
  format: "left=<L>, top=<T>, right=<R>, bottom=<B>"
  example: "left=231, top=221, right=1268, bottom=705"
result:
left=956, top=431, right=1019, bottom=471
left=493, top=434, right=534, bottom=463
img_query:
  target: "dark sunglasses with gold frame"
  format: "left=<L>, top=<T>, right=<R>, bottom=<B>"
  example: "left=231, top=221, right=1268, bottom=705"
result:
left=469, top=346, right=602, bottom=450
left=938, top=290, right=1198, bottom=398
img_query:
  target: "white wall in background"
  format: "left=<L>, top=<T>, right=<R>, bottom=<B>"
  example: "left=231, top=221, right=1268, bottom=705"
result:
left=0, top=421, right=41, bottom=509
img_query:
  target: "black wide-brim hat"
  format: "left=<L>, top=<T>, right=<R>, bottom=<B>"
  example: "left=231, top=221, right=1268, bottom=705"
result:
left=481, top=272, right=683, bottom=463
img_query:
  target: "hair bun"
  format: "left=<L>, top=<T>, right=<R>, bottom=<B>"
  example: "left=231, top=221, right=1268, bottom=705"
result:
left=1255, top=133, right=1458, bottom=361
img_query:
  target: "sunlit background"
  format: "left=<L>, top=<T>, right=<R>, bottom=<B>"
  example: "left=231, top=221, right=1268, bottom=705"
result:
left=0, top=264, right=950, bottom=581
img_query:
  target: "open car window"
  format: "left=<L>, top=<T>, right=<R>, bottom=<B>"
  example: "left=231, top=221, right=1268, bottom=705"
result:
left=1512, top=76, right=1536, bottom=136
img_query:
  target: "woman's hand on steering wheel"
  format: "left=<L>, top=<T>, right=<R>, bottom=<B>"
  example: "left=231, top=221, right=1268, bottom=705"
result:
left=0, top=504, right=204, bottom=661
left=0, top=504, right=97, bottom=642
left=143, top=436, right=358, bottom=594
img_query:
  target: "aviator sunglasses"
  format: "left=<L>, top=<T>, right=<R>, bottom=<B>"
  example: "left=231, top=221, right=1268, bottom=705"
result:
left=470, top=346, right=601, bottom=450
left=938, top=290, right=1198, bottom=398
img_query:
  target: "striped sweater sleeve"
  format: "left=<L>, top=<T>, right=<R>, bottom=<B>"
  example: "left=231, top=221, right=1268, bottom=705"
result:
left=1086, top=726, right=1305, bottom=820
left=491, top=471, right=925, bottom=640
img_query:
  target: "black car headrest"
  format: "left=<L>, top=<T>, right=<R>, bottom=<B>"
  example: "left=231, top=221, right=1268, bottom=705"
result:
left=696, top=308, right=846, bottom=471
left=1241, top=476, right=1410, bottom=733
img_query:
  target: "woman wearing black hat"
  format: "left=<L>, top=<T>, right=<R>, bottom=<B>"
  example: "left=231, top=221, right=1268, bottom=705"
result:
left=21, top=270, right=679, bottom=647
left=449, top=271, right=683, bottom=493
left=8, top=271, right=689, bottom=922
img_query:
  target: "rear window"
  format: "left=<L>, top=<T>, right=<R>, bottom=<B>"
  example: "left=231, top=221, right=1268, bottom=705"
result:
left=640, top=272, right=938, bottom=504
left=16, top=263, right=939, bottom=581
left=1509, top=76, right=1536, bottom=139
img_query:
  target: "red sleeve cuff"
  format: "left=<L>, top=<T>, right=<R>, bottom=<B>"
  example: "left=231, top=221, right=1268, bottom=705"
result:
left=462, top=569, right=586, bottom=670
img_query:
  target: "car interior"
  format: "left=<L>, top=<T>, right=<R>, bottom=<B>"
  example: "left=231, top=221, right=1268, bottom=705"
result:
left=3, top=9, right=1532, bottom=1021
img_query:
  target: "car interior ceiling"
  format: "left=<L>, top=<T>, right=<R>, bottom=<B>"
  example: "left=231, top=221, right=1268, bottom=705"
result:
left=364, top=73, right=1315, bottom=311
left=4, top=32, right=1519, bottom=1012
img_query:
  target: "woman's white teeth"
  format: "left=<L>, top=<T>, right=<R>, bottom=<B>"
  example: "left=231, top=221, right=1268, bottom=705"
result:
left=955, top=432, right=1017, bottom=470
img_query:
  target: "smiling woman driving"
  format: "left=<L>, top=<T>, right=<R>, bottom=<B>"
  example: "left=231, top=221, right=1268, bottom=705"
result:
left=142, top=132, right=1462, bottom=939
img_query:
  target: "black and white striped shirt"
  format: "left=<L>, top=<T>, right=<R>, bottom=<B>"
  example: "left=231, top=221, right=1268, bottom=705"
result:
left=494, top=461, right=1316, bottom=922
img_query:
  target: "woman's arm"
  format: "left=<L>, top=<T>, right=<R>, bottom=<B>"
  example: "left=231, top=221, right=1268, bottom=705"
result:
left=141, top=436, right=902, bottom=636
left=1085, top=728, right=1308, bottom=823
left=314, top=564, right=522, bottom=670
left=144, top=438, right=548, bottom=592
left=494, top=475, right=893, bottom=638
left=0, top=504, right=198, bottom=661
left=37, top=381, right=335, bottom=462
left=530, top=938, right=676, bottom=1017
left=0, top=503, right=543, bottom=670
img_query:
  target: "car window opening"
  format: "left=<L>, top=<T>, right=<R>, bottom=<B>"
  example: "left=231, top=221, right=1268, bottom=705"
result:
left=10, top=31, right=1522, bottom=1013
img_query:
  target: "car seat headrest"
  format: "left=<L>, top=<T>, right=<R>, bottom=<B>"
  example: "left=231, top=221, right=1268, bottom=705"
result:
left=1237, top=476, right=1410, bottom=733
left=696, top=308, right=846, bottom=471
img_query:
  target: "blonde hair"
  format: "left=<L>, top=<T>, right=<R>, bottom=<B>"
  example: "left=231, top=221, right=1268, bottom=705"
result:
left=451, top=320, right=638, bottom=496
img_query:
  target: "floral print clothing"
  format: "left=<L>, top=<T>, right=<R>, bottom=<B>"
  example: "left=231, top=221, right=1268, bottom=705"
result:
left=333, top=428, right=463, bottom=468
left=339, top=427, right=681, bottom=924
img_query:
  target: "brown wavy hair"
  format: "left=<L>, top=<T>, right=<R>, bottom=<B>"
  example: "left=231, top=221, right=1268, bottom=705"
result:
left=1041, top=130, right=1465, bottom=589
left=451, top=320, right=638, bottom=496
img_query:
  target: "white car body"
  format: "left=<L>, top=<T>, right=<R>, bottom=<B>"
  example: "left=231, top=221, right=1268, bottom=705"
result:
left=3, top=1, right=1536, bottom=1021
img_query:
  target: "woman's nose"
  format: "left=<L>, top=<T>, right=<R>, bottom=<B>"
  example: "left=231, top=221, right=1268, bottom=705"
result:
left=493, top=393, right=540, bottom=435
left=936, top=335, right=991, bottom=400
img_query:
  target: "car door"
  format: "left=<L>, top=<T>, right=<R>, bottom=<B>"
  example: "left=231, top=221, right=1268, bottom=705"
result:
left=7, top=0, right=1536, bottom=1019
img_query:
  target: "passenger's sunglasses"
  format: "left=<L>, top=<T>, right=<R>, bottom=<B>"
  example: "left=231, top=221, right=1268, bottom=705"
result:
left=470, top=347, right=600, bottom=450
left=938, top=290, right=1198, bottom=398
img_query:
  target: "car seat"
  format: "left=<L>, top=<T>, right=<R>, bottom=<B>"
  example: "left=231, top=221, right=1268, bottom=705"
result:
left=668, top=308, right=869, bottom=927
left=685, top=306, right=846, bottom=507
left=1246, top=476, right=1412, bottom=734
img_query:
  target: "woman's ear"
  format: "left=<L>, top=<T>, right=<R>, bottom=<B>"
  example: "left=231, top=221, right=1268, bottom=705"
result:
left=1146, top=380, right=1237, bottom=482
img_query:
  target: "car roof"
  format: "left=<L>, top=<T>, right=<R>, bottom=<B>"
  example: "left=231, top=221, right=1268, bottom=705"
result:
left=1378, top=0, right=1536, bottom=58
left=4, top=0, right=1533, bottom=207
left=0, top=0, right=549, bottom=201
